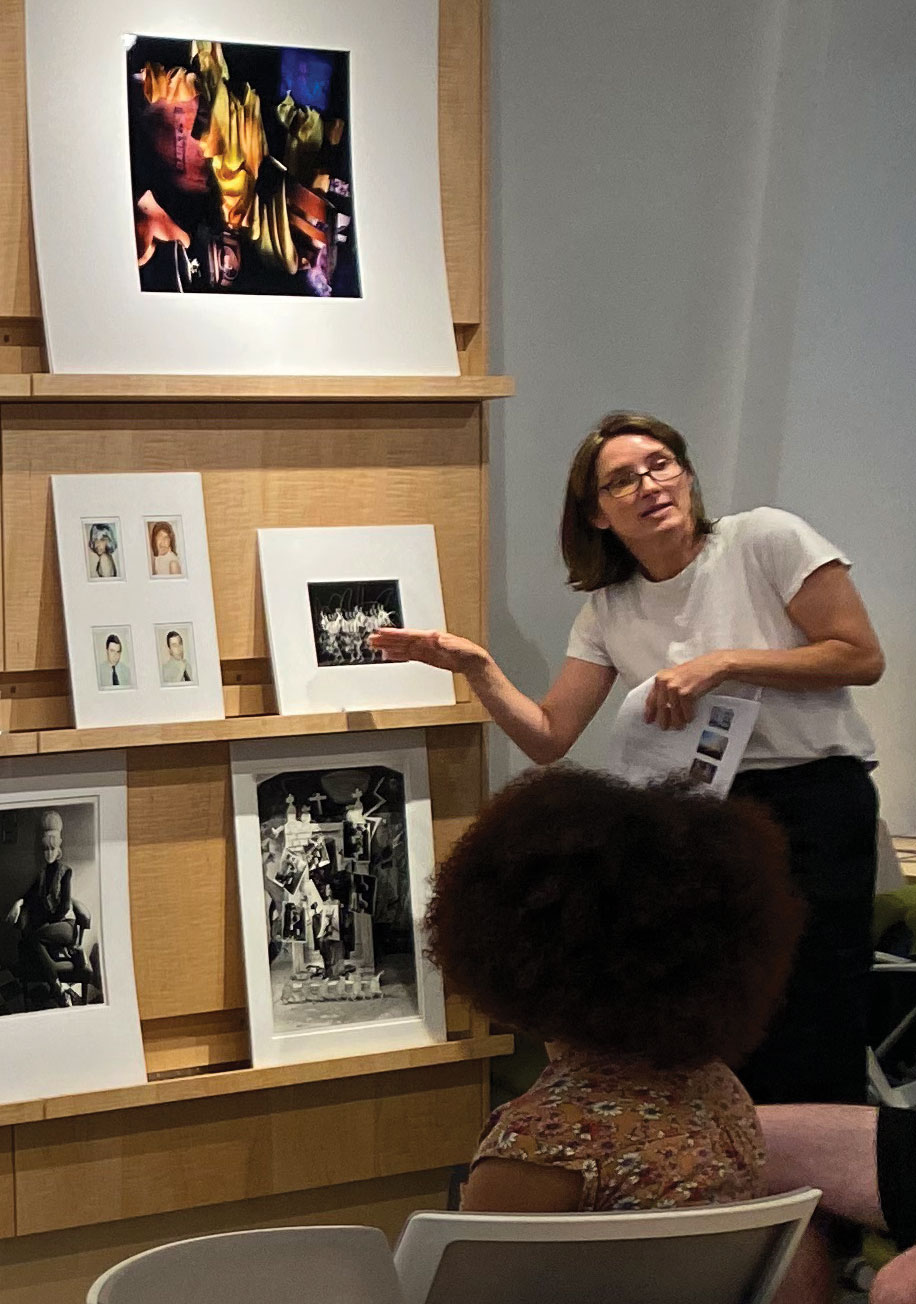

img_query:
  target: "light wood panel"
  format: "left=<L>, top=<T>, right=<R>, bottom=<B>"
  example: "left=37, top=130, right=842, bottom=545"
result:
left=24, top=375, right=513, bottom=400
left=0, top=1129, right=12, bottom=1239
left=0, top=377, right=29, bottom=397
left=0, top=320, right=43, bottom=376
left=440, top=0, right=484, bottom=326
left=0, top=1168, right=451, bottom=1304
left=127, top=743, right=245, bottom=1022
left=142, top=1009, right=249, bottom=1077
left=1, top=402, right=483, bottom=670
left=14, top=1061, right=484, bottom=1233
left=0, top=1, right=38, bottom=319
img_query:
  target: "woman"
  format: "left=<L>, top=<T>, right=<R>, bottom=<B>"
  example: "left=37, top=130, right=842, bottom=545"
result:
left=426, top=767, right=802, bottom=1215
left=86, top=523, right=118, bottom=578
left=371, top=410, right=885, bottom=1104
left=149, top=521, right=182, bottom=576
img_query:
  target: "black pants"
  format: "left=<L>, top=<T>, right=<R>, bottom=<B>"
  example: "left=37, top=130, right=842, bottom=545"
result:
left=730, top=756, right=877, bottom=1105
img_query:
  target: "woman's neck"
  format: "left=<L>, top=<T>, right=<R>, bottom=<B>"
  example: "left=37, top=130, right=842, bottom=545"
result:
left=631, top=527, right=705, bottom=582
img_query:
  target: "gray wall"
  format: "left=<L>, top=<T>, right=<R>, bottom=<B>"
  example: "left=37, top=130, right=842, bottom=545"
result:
left=489, top=0, right=916, bottom=830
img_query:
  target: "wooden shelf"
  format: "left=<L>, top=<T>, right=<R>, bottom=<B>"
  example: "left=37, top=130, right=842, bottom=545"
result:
left=19, top=374, right=515, bottom=402
left=0, top=1032, right=514, bottom=1126
left=31, top=700, right=489, bottom=755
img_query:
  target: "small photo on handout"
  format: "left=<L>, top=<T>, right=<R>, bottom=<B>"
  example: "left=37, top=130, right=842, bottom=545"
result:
left=92, top=626, right=135, bottom=690
left=696, top=729, right=728, bottom=762
left=83, top=520, right=123, bottom=581
left=707, top=704, right=734, bottom=733
left=689, top=757, right=718, bottom=785
left=145, top=517, right=186, bottom=579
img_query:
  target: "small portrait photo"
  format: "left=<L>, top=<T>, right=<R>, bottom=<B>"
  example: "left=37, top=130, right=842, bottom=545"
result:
left=689, top=757, right=719, bottom=785
left=155, top=623, right=197, bottom=687
left=92, top=626, right=135, bottom=691
left=82, top=520, right=123, bottom=581
left=307, top=579, right=404, bottom=667
left=708, top=704, right=735, bottom=733
left=696, top=729, right=729, bottom=762
left=145, top=517, right=185, bottom=579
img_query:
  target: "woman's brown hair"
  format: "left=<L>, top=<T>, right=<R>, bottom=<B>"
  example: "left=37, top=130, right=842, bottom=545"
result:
left=560, top=411, right=714, bottom=590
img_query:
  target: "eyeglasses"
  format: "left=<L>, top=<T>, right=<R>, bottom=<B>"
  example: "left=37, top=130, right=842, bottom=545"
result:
left=597, top=455, right=685, bottom=500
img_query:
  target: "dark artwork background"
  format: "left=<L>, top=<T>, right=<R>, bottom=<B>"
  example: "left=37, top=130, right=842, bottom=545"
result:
left=127, top=36, right=360, bottom=297
left=0, top=803, right=105, bottom=1017
left=257, top=764, right=418, bottom=1027
left=307, top=579, right=404, bottom=667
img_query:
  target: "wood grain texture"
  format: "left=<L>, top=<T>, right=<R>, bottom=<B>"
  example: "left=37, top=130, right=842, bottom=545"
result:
left=0, top=377, right=29, bottom=397
left=1, top=402, right=484, bottom=670
left=0, top=1, right=39, bottom=318
left=0, top=319, right=44, bottom=375
left=0, top=1129, right=12, bottom=1239
left=0, top=1034, right=512, bottom=1128
left=141, top=1009, right=249, bottom=1078
left=26, top=375, right=513, bottom=401
left=439, top=0, right=483, bottom=324
left=0, top=1169, right=451, bottom=1304
left=127, top=743, right=245, bottom=1022
left=13, top=1061, right=486, bottom=1233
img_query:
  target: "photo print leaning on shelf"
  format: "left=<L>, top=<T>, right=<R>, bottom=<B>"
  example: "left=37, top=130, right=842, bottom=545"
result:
left=307, top=579, right=404, bottom=667
left=0, top=803, right=105, bottom=1016
left=126, top=35, right=359, bottom=298
left=258, top=764, right=418, bottom=1032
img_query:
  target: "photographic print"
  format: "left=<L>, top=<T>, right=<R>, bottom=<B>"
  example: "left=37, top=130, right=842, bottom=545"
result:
left=696, top=729, right=729, bottom=762
left=155, top=623, right=198, bottom=686
left=83, top=519, right=123, bottom=581
left=0, top=754, right=145, bottom=1105
left=689, top=758, right=718, bottom=785
left=0, top=802, right=104, bottom=1015
left=232, top=732, right=446, bottom=1065
left=26, top=0, right=459, bottom=376
left=708, top=704, right=734, bottom=732
left=308, top=579, right=403, bottom=667
left=126, top=36, right=360, bottom=299
left=93, top=626, right=135, bottom=691
left=259, top=525, right=454, bottom=714
left=54, top=474, right=224, bottom=728
left=146, top=517, right=186, bottom=578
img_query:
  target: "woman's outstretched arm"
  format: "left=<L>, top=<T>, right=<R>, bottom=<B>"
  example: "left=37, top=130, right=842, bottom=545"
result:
left=369, top=629, right=615, bottom=764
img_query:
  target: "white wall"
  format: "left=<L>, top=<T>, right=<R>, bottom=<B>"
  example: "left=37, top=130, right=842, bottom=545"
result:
left=489, top=0, right=916, bottom=830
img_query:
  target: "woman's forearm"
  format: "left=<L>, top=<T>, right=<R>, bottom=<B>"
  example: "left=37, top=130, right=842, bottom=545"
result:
left=722, top=640, right=885, bottom=692
left=466, top=656, right=568, bottom=764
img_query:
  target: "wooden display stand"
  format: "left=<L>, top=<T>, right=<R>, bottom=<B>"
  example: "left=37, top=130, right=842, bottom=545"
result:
left=0, top=2, right=513, bottom=1298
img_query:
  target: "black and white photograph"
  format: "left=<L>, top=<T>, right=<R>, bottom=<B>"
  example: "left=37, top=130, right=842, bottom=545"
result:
left=708, top=704, right=735, bottom=732
left=307, top=580, right=403, bottom=667
left=93, top=625, right=135, bottom=691
left=145, top=517, right=185, bottom=578
left=155, top=622, right=197, bottom=686
left=696, top=728, right=729, bottom=762
left=0, top=801, right=104, bottom=1016
left=256, top=763, right=418, bottom=1032
left=83, top=519, right=123, bottom=581
left=689, top=757, right=719, bottom=785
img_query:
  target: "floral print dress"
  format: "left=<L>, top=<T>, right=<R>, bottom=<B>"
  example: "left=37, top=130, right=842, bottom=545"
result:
left=470, top=1049, right=765, bottom=1211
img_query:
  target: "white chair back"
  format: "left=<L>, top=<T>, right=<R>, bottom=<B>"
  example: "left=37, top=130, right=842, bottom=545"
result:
left=87, top=1225, right=404, bottom=1304
left=393, top=1188, right=822, bottom=1304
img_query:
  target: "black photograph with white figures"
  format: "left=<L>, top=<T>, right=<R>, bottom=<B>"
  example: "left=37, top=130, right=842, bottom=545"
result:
left=0, top=802, right=105, bottom=1016
left=257, top=763, right=417, bottom=1031
left=307, top=580, right=403, bottom=667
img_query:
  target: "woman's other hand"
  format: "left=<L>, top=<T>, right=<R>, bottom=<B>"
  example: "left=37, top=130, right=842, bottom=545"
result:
left=367, top=627, right=489, bottom=676
left=644, top=651, right=733, bottom=730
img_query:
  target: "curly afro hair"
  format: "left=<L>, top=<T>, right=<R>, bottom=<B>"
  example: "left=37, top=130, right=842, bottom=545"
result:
left=426, top=766, right=803, bottom=1070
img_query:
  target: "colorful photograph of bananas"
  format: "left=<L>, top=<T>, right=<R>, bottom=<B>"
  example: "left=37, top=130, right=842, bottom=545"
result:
left=126, top=36, right=359, bottom=297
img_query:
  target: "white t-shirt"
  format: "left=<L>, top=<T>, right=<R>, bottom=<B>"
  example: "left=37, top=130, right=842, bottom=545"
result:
left=566, top=507, right=876, bottom=770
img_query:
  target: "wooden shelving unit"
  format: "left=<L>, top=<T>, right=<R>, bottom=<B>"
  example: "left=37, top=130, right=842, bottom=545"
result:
left=0, top=0, right=504, bottom=1288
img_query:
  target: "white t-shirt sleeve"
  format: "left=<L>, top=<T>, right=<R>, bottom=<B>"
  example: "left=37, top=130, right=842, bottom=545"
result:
left=566, top=595, right=615, bottom=667
left=742, top=506, right=851, bottom=605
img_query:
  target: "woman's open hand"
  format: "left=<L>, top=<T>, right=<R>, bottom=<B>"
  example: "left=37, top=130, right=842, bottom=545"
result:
left=367, top=628, right=490, bottom=676
left=644, top=651, right=733, bottom=729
